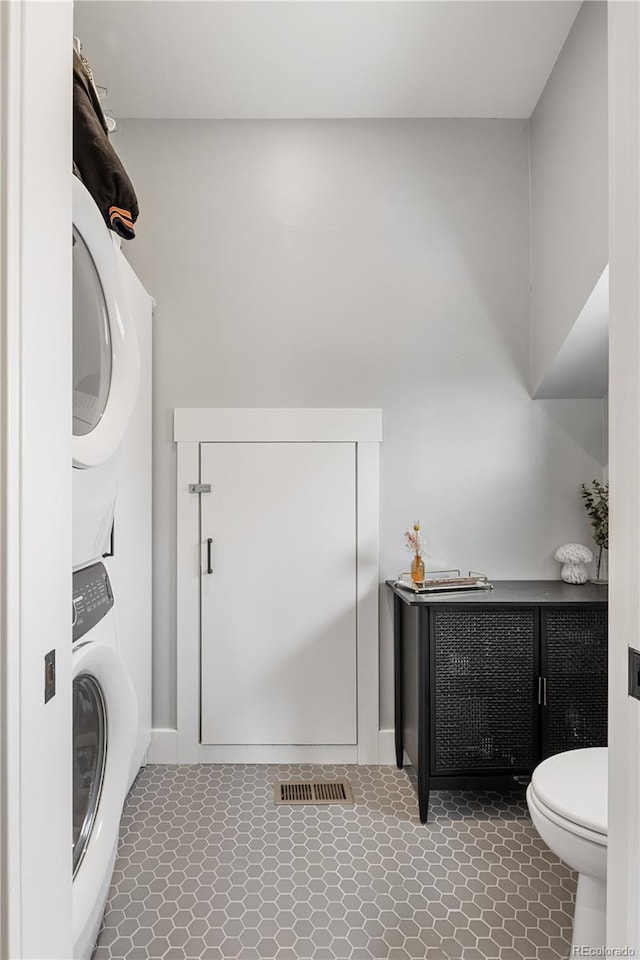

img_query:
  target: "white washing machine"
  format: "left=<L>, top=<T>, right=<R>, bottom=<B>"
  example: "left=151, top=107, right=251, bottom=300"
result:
left=73, top=175, right=140, bottom=570
left=72, top=561, right=137, bottom=960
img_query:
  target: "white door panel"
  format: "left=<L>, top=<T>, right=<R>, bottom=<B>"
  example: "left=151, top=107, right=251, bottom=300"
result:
left=608, top=3, right=640, bottom=949
left=200, top=442, right=357, bottom=746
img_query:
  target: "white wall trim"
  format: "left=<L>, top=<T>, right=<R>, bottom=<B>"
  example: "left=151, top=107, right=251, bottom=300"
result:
left=174, top=407, right=383, bottom=443
left=378, top=729, right=409, bottom=766
left=1, top=3, right=74, bottom=956
left=0, top=6, right=23, bottom=950
left=378, top=729, right=397, bottom=765
left=203, top=746, right=356, bottom=764
left=157, top=736, right=357, bottom=765
left=356, top=442, right=380, bottom=764
left=152, top=728, right=403, bottom=767
left=176, top=441, right=201, bottom=764
left=147, top=729, right=179, bottom=764
left=175, top=408, right=381, bottom=765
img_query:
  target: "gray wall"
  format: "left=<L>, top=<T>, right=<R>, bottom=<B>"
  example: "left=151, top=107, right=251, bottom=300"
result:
left=116, top=119, right=604, bottom=732
left=529, top=1, right=608, bottom=392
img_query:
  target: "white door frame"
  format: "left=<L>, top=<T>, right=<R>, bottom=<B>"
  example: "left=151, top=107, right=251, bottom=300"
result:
left=0, top=2, right=73, bottom=956
left=607, top=2, right=640, bottom=950
left=173, top=408, right=381, bottom=765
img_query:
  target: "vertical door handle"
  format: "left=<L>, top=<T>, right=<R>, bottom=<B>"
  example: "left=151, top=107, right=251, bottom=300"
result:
left=538, top=677, right=548, bottom=706
left=206, top=538, right=213, bottom=574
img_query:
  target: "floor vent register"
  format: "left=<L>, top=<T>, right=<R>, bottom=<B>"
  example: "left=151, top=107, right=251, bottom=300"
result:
left=274, top=779, right=354, bottom=805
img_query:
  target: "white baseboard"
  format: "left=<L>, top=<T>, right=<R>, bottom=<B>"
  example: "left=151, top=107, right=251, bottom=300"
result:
left=378, top=728, right=397, bottom=765
left=378, top=729, right=410, bottom=766
left=149, top=727, right=403, bottom=766
left=148, top=730, right=357, bottom=764
left=186, top=744, right=358, bottom=764
left=148, top=728, right=178, bottom=763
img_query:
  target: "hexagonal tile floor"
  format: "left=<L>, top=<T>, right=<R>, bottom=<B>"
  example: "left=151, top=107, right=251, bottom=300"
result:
left=94, top=764, right=575, bottom=960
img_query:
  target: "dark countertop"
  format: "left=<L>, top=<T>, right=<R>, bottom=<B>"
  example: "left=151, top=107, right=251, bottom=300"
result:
left=386, top=579, right=608, bottom=606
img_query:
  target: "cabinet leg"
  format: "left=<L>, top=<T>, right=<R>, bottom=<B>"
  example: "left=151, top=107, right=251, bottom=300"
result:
left=417, top=766, right=430, bottom=823
left=418, top=785, right=430, bottom=824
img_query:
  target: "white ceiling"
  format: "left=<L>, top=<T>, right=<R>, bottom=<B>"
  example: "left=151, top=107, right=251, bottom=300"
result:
left=74, top=1, right=581, bottom=121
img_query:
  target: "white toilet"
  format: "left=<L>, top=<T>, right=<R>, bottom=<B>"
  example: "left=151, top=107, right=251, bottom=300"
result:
left=526, top=747, right=607, bottom=952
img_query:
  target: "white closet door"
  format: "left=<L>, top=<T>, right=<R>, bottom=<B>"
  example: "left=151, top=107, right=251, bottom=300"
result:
left=200, top=442, right=357, bottom=746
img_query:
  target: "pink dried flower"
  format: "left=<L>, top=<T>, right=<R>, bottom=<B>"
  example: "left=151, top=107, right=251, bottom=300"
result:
left=404, top=522, right=425, bottom=555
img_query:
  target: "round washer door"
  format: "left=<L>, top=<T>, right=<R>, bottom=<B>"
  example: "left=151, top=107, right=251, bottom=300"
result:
left=72, top=640, right=137, bottom=947
left=72, top=176, right=140, bottom=468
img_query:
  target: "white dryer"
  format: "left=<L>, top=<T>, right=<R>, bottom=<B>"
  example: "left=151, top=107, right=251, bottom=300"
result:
left=72, top=561, right=137, bottom=960
left=72, top=175, right=140, bottom=569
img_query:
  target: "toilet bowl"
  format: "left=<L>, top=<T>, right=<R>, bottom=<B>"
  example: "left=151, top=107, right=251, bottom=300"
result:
left=526, top=747, right=607, bottom=953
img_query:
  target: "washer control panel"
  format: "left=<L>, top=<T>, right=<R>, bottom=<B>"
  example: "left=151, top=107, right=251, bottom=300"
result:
left=72, top=561, right=113, bottom=643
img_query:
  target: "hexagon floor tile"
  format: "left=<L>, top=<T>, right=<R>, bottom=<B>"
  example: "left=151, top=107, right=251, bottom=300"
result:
left=94, top=764, right=575, bottom=960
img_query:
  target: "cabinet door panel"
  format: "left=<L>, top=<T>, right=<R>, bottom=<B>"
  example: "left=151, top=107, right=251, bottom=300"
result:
left=432, top=608, right=537, bottom=774
left=542, top=607, right=607, bottom=757
left=200, top=441, right=357, bottom=746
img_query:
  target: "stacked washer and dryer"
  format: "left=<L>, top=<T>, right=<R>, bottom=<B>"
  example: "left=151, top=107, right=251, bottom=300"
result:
left=72, top=175, right=153, bottom=960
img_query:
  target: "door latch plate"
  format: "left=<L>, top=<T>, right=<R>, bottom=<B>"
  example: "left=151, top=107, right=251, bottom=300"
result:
left=44, top=649, right=56, bottom=703
left=629, top=647, right=640, bottom=700
left=189, top=483, right=211, bottom=494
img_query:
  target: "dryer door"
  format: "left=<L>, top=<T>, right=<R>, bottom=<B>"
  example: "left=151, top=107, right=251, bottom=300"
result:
left=72, top=176, right=140, bottom=468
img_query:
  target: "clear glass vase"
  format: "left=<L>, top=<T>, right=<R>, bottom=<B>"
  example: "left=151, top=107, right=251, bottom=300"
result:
left=590, top=546, right=608, bottom=585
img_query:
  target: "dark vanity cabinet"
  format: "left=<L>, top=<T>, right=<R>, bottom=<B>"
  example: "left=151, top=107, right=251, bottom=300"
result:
left=389, top=581, right=608, bottom=822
